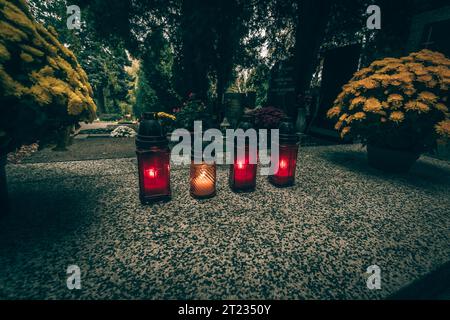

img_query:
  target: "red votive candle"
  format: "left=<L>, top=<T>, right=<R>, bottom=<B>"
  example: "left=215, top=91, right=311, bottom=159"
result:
left=136, top=112, right=171, bottom=203
left=230, top=150, right=257, bottom=191
left=138, top=151, right=171, bottom=198
left=269, top=117, right=299, bottom=187
left=230, top=115, right=257, bottom=192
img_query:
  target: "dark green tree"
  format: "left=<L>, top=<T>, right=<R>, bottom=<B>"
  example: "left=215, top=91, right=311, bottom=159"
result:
left=78, top=0, right=253, bottom=122
left=133, top=68, right=158, bottom=117
left=139, top=29, right=180, bottom=114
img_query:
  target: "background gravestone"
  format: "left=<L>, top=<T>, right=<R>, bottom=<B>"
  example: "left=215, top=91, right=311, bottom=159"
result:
left=224, top=92, right=245, bottom=128
left=267, top=58, right=296, bottom=119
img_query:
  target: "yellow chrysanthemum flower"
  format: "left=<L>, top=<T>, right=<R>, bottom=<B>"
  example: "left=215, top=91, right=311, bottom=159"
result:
left=67, top=92, right=85, bottom=115
left=426, top=80, right=438, bottom=88
left=389, top=111, right=405, bottom=123
left=0, top=21, right=28, bottom=42
left=334, top=120, right=343, bottom=130
left=0, top=42, right=11, bottom=62
left=352, top=112, right=366, bottom=121
left=353, top=67, right=372, bottom=79
left=346, top=115, right=354, bottom=124
left=439, top=68, right=450, bottom=78
left=349, top=96, right=366, bottom=110
left=387, top=94, right=404, bottom=108
left=28, top=84, right=52, bottom=105
left=0, top=66, right=26, bottom=97
left=342, top=84, right=356, bottom=95
left=2, top=0, right=36, bottom=34
left=370, top=57, right=400, bottom=69
left=340, top=126, right=351, bottom=138
left=435, top=120, right=450, bottom=138
left=388, top=72, right=415, bottom=84
left=435, top=103, right=448, bottom=113
left=19, top=44, right=45, bottom=57
left=414, top=50, right=450, bottom=67
left=327, top=106, right=341, bottom=119
left=417, top=75, right=433, bottom=83
left=157, top=112, right=176, bottom=121
left=371, top=74, right=390, bottom=87
left=402, top=86, right=416, bottom=96
left=20, top=52, right=33, bottom=63
left=405, top=101, right=430, bottom=113
left=379, top=63, right=407, bottom=74
left=387, top=94, right=403, bottom=102
left=418, top=91, right=438, bottom=103
left=408, top=65, right=428, bottom=76
left=363, top=98, right=383, bottom=113
left=354, top=78, right=379, bottom=90
left=335, top=91, right=346, bottom=102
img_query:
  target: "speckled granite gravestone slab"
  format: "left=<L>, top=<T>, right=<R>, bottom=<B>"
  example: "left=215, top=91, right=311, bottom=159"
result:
left=0, top=144, right=449, bottom=299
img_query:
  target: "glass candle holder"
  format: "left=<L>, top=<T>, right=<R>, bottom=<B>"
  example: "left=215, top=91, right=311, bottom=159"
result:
left=190, top=161, right=216, bottom=199
left=268, top=117, right=299, bottom=187
left=230, top=148, right=257, bottom=192
left=269, top=144, right=299, bottom=187
left=136, top=112, right=171, bottom=204
left=137, top=148, right=171, bottom=202
left=229, top=115, right=258, bottom=192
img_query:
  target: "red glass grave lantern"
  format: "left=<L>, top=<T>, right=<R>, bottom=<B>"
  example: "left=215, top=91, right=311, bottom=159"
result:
left=136, top=112, right=171, bottom=204
left=230, top=115, right=257, bottom=192
left=269, top=117, right=299, bottom=187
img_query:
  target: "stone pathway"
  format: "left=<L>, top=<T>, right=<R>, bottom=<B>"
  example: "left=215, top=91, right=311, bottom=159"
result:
left=0, top=145, right=449, bottom=299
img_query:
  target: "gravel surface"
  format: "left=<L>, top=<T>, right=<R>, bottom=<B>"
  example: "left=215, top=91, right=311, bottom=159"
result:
left=0, top=144, right=449, bottom=299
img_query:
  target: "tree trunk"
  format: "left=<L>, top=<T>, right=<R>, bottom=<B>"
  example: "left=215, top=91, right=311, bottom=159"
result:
left=95, top=87, right=105, bottom=114
left=0, top=152, right=8, bottom=215
left=293, top=0, right=332, bottom=118
left=52, top=126, right=71, bottom=151
left=180, top=0, right=210, bottom=102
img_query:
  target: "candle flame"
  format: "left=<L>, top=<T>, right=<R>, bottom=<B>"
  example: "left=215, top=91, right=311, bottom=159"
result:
left=146, top=168, right=157, bottom=178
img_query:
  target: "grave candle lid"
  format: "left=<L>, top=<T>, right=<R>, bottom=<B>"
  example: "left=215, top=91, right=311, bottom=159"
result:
left=136, top=112, right=167, bottom=148
left=278, top=116, right=299, bottom=144
left=237, top=114, right=254, bottom=130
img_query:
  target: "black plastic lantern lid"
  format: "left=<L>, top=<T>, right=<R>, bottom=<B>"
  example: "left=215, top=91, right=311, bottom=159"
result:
left=279, top=116, right=299, bottom=144
left=136, top=112, right=167, bottom=148
left=237, top=114, right=254, bottom=130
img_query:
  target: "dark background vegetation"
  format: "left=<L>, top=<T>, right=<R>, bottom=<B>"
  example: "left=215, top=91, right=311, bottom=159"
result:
left=28, top=0, right=447, bottom=125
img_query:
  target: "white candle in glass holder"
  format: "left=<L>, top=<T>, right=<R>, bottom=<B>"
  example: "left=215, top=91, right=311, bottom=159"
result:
left=190, top=163, right=216, bottom=198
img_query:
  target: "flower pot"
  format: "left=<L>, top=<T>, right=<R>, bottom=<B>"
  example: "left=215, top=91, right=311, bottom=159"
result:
left=367, top=144, right=420, bottom=173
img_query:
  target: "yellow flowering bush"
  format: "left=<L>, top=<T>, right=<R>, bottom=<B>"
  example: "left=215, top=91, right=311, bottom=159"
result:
left=157, top=112, right=176, bottom=121
left=0, top=0, right=96, bottom=152
left=156, top=111, right=176, bottom=133
left=327, top=49, right=450, bottom=151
